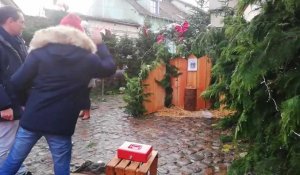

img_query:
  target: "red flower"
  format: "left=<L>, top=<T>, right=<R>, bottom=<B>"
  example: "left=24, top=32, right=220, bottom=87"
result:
left=156, top=34, right=165, bottom=44
left=175, top=21, right=189, bottom=37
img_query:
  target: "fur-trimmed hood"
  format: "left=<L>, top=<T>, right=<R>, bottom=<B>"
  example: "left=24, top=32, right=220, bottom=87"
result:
left=29, top=25, right=97, bottom=53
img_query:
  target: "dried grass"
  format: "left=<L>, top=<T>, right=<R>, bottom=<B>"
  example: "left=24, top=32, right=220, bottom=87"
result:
left=154, top=106, right=235, bottom=118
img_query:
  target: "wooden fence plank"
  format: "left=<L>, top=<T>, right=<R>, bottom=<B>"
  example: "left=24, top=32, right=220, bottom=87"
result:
left=205, top=56, right=212, bottom=109
left=143, top=72, right=155, bottom=114
left=196, top=56, right=212, bottom=109
left=154, top=65, right=166, bottom=110
left=143, top=64, right=166, bottom=114
left=170, top=58, right=187, bottom=108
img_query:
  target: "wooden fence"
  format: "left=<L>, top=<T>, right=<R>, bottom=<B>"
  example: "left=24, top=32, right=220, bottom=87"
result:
left=143, top=55, right=212, bottom=113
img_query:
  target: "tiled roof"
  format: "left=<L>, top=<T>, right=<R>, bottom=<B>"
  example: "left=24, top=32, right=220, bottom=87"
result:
left=160, top=0, right=188, bottom=21
left=44, top=8, right=141, bottom=27
left=1, top=0, right=18, bottom=8
left=175, top=0, right=196, bottom=8
left=82, top=15, right=141, bottom=27
left=126, top=0, right=152, bottom=16
left=125, top=0, right=188, bottom=22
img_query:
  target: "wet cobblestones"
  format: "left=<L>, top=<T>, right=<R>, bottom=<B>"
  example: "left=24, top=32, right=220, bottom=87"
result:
left=24, top=95, right=233, bottom=175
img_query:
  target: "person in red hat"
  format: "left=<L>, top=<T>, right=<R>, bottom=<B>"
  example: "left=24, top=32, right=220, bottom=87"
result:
left=61, top=13, right=99, bottom=120
left=0, top=13, right=116, bottom=175
left=60, top=13, right=84, bottom=32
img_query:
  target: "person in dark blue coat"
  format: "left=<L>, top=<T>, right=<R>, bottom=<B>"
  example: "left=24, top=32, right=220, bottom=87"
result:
left=0, top=13, right=116, bottom=175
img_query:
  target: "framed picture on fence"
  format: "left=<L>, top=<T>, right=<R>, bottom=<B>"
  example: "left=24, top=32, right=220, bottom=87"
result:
left=188, top=58, right=197, bottom=71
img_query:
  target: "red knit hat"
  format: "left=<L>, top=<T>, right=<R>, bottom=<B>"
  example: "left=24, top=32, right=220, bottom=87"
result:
left=60, top=13, right=84, bottom=32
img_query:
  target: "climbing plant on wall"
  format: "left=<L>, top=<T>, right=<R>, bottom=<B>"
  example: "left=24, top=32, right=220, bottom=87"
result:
left=123, top=23, right=159, bottom=117
left=123, top=24, right=186, bottom=116
left=126, top=24, right=157, bottom=78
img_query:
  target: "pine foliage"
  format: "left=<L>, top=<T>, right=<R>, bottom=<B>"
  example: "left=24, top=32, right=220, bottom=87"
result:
left=200, top=0, right=300, bottom=174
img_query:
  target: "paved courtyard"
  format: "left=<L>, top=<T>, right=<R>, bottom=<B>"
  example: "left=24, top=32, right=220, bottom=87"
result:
left=24, top=95, right=233, bottom=175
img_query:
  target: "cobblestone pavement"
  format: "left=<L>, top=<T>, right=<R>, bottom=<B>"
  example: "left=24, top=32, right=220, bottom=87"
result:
left=24, top=95, right=233, bottom=175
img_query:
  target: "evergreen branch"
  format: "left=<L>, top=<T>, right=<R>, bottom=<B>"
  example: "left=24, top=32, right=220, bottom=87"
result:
left=140, top=45, right=155, bottom=60
left=261, top=76, right=279, bottom=111
left=293, top=130, right=300, bottom=137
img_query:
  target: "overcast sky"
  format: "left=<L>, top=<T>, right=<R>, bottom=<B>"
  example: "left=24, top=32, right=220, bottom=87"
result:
left=14, top=0, right=200, bottom=16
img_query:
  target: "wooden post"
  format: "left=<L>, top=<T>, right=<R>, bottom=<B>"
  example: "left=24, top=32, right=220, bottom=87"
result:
left=149, top=152, right=158, bottom=175
left=136, top=151, right=158, bottom=175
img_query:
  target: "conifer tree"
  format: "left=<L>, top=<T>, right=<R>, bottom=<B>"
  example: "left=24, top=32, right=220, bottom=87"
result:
left=201, top=0, right=300, bottom=174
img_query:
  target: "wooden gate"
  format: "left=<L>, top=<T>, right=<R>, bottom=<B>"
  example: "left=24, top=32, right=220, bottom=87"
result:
left=142, top=64, right=166, bottom=114
left=171, top=55, right=212, bottom=110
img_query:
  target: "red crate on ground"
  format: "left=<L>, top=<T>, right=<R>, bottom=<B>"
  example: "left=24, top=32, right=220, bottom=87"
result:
left=117, top=141, right=153, bottom=163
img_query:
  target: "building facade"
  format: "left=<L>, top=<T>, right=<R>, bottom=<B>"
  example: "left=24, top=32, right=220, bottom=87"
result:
left=209, top=0, right=237, bottom=27
left=11, top=0, right=194, bottom=38
left=82, top=0, right=191, bottom=37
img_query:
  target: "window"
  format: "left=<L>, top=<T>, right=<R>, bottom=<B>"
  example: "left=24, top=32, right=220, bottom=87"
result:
left=150, top=0, right=159, bottom=15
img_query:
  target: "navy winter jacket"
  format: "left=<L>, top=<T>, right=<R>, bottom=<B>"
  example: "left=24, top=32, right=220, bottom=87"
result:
left=0, top=27, right=27, bottom=121
left=11, top=26, right=116, bottom=136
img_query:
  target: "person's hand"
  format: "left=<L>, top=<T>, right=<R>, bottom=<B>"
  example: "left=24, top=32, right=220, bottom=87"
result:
left=0, top=108, right=14, bottom=120
left=90, top=29, right=102, bottom=45
left=79, top=109, right=90, bottom=120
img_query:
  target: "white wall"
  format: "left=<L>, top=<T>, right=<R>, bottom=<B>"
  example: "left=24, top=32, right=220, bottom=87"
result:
left=137, top=0, right=150, bottom=13
left=13, top=0, right=50, bottom=16
left=209, top=0, right=238, bottom=27
left=171, top=0, right=194, bottom=14
left=209, top=0, right=237, bottom=10
left=210, top=12, right=225, bottom=27
left=243, top=4, right=261, bottom=22
left=87, top=20, right=140, bottom=38
left=88, top=0, right=142, bottom=24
